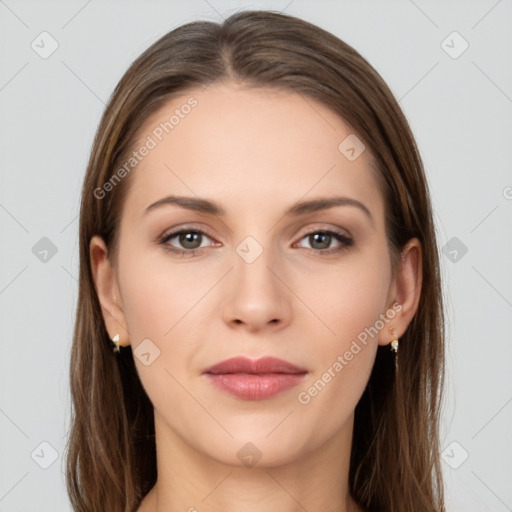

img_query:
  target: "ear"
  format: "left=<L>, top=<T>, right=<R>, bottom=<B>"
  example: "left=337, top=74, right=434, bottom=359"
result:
left=89, top=235, right=130, bottom=348
left=378, top=237, right=422, bottom=347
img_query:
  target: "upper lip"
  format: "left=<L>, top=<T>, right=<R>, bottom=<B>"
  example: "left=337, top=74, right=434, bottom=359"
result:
left=203, top=356, right=307, bottom=375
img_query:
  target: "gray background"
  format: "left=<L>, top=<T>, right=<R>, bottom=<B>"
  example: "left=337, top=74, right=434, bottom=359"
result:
left=1, top=0, right=511, bottom=510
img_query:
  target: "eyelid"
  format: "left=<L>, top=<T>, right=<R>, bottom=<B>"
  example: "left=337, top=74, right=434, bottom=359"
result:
left=159, top=223, right=217, bottom=239
left=296, top=223, right=352, bottom=239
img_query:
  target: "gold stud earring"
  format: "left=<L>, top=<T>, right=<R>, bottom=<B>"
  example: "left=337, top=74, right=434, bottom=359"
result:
left=388, top=327, right=399, bottom=372
left=389, top=327, right=399, bottom=352
left=111, top=333, right=121, bottom=353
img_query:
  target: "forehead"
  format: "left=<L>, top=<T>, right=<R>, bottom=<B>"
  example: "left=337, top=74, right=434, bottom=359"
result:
left=122, top=82, right=384, bottom=224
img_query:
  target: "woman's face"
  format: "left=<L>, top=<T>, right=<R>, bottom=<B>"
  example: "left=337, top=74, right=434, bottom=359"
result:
left=93, top=81, right=417, bottom=468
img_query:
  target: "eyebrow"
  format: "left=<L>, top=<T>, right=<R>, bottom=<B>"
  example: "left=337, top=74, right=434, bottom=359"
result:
left=143, top=194, right=373, bottom=224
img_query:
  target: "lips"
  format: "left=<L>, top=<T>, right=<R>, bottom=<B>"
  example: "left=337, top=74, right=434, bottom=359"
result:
left=203, top=356, right=307, bottom=375
left=203, top=356, right=307, bottom=400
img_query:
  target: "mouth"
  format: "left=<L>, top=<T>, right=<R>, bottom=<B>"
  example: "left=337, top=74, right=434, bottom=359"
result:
left=203, top=356, right=308, bottom=400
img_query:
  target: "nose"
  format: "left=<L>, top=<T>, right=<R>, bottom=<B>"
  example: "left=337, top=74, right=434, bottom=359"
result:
left=221, top=243, right=292, bottom=333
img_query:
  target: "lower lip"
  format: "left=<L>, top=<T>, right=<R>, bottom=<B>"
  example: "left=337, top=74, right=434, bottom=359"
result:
left=205, top=373, right=307, bottom=400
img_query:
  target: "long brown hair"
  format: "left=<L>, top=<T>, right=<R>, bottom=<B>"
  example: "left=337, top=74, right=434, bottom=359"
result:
left=66, top=10, right=446, bottom=512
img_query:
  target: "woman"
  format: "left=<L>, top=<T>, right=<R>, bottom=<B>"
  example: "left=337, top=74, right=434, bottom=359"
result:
left=66, top=9, right=446, bottom=512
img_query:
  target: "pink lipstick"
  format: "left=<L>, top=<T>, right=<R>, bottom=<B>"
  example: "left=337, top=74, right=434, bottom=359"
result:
left=203, top=356, right=307, bottom=400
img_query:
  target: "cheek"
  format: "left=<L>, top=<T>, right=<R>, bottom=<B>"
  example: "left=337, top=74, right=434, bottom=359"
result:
left=119, top=253, right=209, bottom=343
left=295, top=341, right=377, bottom=446
left=117, top=248, right=214, bottom=396
left=292, top=251, right=390, bottom=424
left=302, top=249, right=392, bottom=347
left=118, top=260, right=203, bottom=425
left=294, top=292, right=381, bottom=441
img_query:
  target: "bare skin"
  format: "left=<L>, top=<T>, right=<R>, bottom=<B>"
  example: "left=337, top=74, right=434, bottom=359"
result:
left=90, top=81, right=422, bottom=512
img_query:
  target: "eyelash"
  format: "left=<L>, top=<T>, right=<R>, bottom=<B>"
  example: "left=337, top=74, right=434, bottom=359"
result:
left=158, top=226, right=353, bottom=258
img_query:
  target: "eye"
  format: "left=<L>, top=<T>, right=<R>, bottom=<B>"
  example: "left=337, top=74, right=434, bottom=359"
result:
left=158, top=227, right=353, bottom=257
left=294, top=229, right=353, bottom=254
left=159, top=228, right=217, bottom=256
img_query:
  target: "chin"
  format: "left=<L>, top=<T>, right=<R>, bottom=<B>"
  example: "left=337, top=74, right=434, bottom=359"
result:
left=199, top=428, right=314, bottom=469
